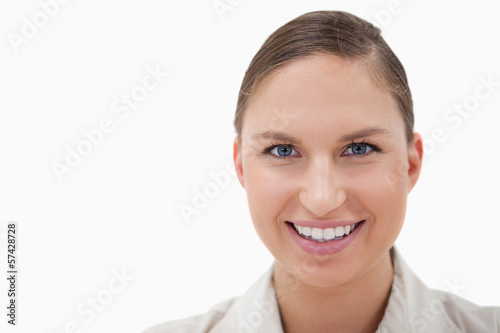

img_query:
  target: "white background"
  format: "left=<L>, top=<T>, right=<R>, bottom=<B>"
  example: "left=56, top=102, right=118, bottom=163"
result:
left=1, top=0, right=499, bottom=332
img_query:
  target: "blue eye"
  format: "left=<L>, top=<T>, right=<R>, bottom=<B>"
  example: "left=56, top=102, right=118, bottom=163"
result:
left=275, top=146, right=293, bottom=156
left=264, top=144, right=299, bottom=159
left=348, top=143, right=371, bottom=154
left=343, top=142, right=380, bottom=156
left=263, top=141, right=380, bottom=159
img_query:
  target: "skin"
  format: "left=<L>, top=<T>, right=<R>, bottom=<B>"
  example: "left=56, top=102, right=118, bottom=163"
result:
left=233, top=54, right=423, bottom=333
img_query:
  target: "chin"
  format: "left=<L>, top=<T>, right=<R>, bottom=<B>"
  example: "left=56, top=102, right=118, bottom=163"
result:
left=287, top=253, right=369, bottom=288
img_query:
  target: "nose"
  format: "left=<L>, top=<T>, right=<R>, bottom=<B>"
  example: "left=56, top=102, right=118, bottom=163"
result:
left=298, top=156, right=347, bottom=217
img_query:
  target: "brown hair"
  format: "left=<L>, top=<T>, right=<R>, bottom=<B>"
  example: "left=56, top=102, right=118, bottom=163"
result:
left=233, top=10, right=413, bottom=144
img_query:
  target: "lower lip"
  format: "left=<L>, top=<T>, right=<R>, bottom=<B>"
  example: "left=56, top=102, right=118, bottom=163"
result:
left=285, top=220, right=365, bottom=256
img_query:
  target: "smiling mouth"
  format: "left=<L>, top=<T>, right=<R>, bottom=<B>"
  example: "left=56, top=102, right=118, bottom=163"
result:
left=287, top=221, right=364, bottom=242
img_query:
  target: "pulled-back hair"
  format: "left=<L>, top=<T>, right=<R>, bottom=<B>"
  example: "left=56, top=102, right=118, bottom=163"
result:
left=234, top=10, right=413, bottom=143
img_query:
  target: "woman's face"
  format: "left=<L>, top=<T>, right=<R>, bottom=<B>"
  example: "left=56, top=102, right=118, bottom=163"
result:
left=233, top=54, right=423, bottom=287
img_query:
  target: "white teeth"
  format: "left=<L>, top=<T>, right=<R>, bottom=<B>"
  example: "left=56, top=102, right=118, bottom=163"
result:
left=311, top=228, right=323, bottom=240
left=335, top=226, right=345, bottom=237
left=292, top=222, right=360, bottom=242
left=323, top=227, right=335, bottom=240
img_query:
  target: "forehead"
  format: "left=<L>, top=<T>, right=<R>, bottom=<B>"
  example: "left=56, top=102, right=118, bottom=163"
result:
left=242, top=54, right=403, bottom=143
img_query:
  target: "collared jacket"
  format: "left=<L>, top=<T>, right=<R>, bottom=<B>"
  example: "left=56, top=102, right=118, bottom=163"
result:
left=144, top=247, right=500, bottom=332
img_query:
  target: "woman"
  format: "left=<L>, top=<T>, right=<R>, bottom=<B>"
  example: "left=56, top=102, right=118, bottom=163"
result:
left=145, top=10, right=499, bottom=332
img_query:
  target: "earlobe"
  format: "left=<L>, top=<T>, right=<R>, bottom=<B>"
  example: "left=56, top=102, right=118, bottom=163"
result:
left=407, top=133, right=424, bottom=193
left=233, top=136, right=245, bottom=189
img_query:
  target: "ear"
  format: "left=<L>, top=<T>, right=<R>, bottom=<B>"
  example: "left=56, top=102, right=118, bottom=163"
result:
left=233, top=136, right=245, bottom=189
left=407, top=132, right=424, bottom=193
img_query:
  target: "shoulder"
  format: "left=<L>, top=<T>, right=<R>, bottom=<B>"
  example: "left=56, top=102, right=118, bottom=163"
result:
left=142, top=296, right=237, bottom=333
left=142, top=264, right=282, bottom=333
left=427, top=288, right=500, bottom=333
left=387, top=247, right=500, bottom=333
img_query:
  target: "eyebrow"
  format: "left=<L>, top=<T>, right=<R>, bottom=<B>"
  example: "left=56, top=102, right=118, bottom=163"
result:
left=251, top=127, right=391, bottom=144
left=251, top=130, right=302, bottom=144
left=337, top=127, right=391, bottom=142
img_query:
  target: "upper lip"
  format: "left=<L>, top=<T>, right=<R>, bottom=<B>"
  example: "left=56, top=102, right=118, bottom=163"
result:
left=286, top=220, right=364, bottom=229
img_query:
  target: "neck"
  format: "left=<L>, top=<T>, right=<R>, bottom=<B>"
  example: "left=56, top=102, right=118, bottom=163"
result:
left=273, top=251, right=394, bottom=333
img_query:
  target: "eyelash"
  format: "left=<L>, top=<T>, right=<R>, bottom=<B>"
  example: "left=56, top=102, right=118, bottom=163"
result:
left=262, top=139, right=381, bottom=160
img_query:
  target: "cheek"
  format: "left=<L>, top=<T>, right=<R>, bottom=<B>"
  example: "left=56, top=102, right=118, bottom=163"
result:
left=243, top=164, right=293, bottom=235
left=347, top=159, right=409, bottom=234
